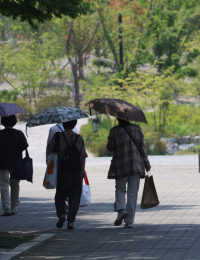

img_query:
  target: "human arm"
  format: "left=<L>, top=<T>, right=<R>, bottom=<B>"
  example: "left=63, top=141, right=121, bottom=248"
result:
left=82, top=158, right=86, bottom=177
left=139, top=130, right=151, bottom=172
left=79, top=136, right=87, bottom=177
left=20, top=132, right=29, bottom=152
left=46, top=133, right=56, bottom=156
left=46, top=127, right=56, bottom=163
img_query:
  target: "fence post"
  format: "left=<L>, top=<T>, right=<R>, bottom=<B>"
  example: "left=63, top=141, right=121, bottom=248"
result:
left=198, top=149, right=200, bottom=173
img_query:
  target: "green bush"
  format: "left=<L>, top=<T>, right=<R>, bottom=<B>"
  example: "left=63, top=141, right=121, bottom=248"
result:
left=35, top=94, right=73, bottom=113
left=80, top=118, right=114, bottom=157
left=0, top=90, right=18, bottom=102
left=145, top=137, right=167, bottom=155
left=167, top=124, right=192, bottom=136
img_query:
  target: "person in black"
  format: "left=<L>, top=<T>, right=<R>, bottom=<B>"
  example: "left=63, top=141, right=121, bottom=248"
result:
left=0, top=115, right=28, bottom=216
left=47, top=120, right=88, bottom=229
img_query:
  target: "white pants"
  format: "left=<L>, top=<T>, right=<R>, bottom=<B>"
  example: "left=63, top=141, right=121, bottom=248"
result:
left=115, top=173, right=140, bottom=224
left=0, top=170, right=20, bottom=210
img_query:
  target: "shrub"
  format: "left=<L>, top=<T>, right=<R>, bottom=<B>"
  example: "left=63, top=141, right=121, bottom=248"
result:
left=35, top=94, right=73, bottom=113
left=167, top=124, right=192, bottom=137
left=154, top=139, right=167, bottom=155
left=80, top=118, right=113, bottom=157
left=0, top=90, right=18, bottom=102
left=145, top=138, right=167, bottom=155
left=15, top=98, right=35, bottom=120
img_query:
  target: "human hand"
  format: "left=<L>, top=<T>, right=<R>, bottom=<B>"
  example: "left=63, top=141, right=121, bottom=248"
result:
left=46, top=160, right=49, bottom=165
left=145, top=166, right=151, bottom=172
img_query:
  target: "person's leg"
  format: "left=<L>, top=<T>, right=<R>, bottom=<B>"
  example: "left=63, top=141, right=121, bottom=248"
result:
left=0, top=170, right=11, bottom=215
left=55, top=175, right=69, bottom=218
left=67, top=173, right=83, bottom=225
left=55, top=172, right=70, bottom=228
left=115, top=176, right=128, bottom=211
left=125, top=173, right=140, bottom=225
left=114, top=176, right=129, bottom=226
left=10, top=177, right=20, bottom=214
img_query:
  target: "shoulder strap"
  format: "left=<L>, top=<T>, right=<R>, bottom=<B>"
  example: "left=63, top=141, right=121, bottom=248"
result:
left=57, top=124, right=64, bottom=132
left=123, top=126, right=145, bottom=163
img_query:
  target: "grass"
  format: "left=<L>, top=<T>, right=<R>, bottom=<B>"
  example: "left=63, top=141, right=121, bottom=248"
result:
left=174, top=150, right=197, bottom=155
left=0, top=232, right=35, bottom=249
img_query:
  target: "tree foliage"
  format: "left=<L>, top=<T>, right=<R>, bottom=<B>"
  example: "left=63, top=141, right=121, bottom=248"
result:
left=0, top=0, right=94, bottom=28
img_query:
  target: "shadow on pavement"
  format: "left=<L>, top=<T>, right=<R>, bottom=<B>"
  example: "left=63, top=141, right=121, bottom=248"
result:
left=19, top=223, right=200, bottom=260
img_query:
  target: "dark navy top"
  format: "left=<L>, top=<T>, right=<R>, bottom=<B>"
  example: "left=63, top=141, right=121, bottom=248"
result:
left=0, top=128, right=28, bottom=169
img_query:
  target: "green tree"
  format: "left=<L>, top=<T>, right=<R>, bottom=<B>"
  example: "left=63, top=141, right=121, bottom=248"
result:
left=142, top=0, right=200, bottom=73
left=45, top=14, right=99, bottom=108
left=0, top=33, right=65, bottom=115
left=0, top=0, right=94, bottom=28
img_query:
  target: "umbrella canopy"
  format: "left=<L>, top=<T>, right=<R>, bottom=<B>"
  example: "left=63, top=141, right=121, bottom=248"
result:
left=0, top=103, right=25, bottom=117
left=85, top=98, right=148, bottom=124
left=26, top=106, right=88, bottom=128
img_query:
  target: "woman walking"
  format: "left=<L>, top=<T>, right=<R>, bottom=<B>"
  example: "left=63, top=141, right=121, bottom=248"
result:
left=0, top=115, right=28, bottom=216
left=107, top=118, right=151, bottom=228
left=47, top=119, right=88, bottom=229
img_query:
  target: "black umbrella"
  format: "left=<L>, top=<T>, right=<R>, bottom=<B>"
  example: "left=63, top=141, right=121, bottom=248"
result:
left=85, top=98, right=147, bottom=124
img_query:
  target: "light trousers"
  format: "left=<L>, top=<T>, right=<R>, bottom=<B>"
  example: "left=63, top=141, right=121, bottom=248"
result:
left=0, top=170, right=20, bottom=210
left=115, top=173, right=140, bottom=224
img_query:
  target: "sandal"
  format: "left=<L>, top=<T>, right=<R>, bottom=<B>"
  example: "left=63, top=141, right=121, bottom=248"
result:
left=67, top=223, right=74, bottom=229
left=56, top=216, right=65, bottom=228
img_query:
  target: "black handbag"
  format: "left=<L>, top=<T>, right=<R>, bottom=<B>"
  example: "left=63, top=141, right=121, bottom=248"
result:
left=140, top=175, right=159, bottom=209
left=11, top=150, right=33, bottom=183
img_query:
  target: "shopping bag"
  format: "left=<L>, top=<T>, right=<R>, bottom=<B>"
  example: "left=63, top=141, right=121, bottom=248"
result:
left=80, top=171, right=91, bottom=207
left=140, top=174, right=159, bottom=209
left=11, top=150, right=33, bottom=183
left=43, top=153, right=58, bottom=189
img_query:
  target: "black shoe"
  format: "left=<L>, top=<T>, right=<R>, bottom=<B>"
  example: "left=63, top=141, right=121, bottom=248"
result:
left=56, top=217, right=65, bottom=228
left=67, top=223, right=74, bottom=229
left=2, top=209, right=12, bottom=216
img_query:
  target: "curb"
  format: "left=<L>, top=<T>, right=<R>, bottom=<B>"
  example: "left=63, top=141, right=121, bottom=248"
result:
left=0, top=233, right=56, bottom=260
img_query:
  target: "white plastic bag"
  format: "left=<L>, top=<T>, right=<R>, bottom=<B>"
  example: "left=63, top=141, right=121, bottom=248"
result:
left=80, top=172, right=91, bottom=207
left=43, top=153, right=58, bottom=189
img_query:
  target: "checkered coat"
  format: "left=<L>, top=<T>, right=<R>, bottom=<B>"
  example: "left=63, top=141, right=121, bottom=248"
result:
left=106, top=124, right=151, bottom=179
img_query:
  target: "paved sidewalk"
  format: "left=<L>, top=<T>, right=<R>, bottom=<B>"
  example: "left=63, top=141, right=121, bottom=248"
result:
left=0, top=164, right=200, bottom=259
left=1, top=123, right=200, bottom=259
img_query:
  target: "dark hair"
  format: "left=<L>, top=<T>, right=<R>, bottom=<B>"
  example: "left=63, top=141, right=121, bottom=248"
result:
left=1, top=115, right=17, bottom=128
left=62, top=120, right=77, bottom=130
left=117, top=118, right=130, bottom=127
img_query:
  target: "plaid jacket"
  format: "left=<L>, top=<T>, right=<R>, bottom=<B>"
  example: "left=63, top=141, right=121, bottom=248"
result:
left=106, top=124, right=151, bottom=179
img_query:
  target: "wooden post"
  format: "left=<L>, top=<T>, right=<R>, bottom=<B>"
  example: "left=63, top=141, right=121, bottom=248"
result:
left=198, top=149, right=200, bottom=173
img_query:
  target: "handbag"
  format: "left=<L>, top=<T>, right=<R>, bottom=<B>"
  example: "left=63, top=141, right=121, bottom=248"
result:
left=140, top=174, right=159, bottom=209
left=43, top=132, right=59, bottom=189
left=11, top=150, right=33, bottom=183
left=43, top=153, right=58, bottom=189
left=80, top=171, right=91, bottom=207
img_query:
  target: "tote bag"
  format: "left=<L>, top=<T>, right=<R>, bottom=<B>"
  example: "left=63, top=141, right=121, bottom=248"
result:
left=80, top=171, right=91, bottom=207
left=11, top=150, right=33, bottom=183
left=43, top=153, right=58, bottom=189
left=140, top=174, right=159, bottom=209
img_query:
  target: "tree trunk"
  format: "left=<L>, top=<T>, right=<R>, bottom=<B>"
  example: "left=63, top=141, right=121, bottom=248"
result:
left=78, top=54, right=84, bottom=79
left=73, top=64, right=80, bottom=108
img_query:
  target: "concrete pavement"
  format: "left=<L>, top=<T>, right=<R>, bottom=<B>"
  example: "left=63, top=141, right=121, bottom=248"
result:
left=0, top=123, right=200, bottom=259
